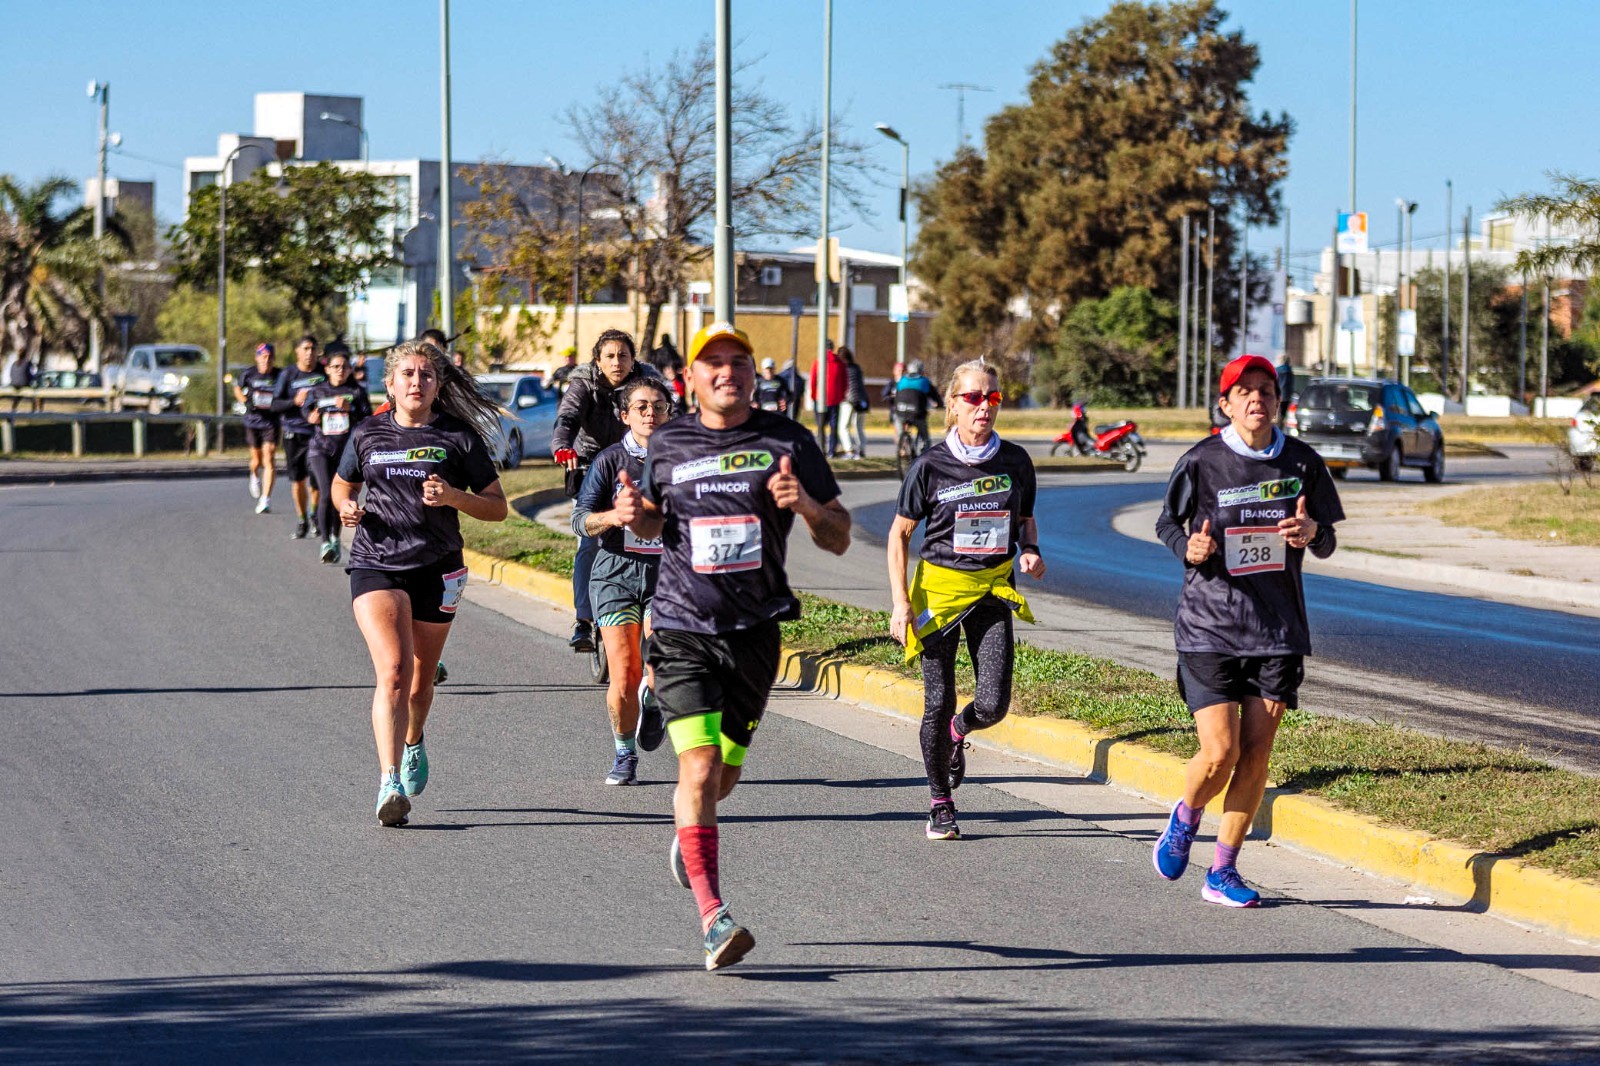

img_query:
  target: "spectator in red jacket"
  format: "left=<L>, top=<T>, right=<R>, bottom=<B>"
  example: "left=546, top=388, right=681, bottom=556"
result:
left=808, top=340, right=846, bottom=457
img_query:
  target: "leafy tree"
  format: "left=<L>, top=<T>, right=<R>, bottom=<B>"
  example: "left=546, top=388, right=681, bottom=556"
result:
left=1498, top=174, right=1600, bottom=279
left=168, top=161, right=395, bottom=332
left=1, top=174, right=129, bottom=367
left=561, top=37, right=875, bottom=350
left=913, top=0, right=1289, bottom=367
left=155, top=275, right=342, bottom=355
left=1036, top=286, right=1177, bottom=405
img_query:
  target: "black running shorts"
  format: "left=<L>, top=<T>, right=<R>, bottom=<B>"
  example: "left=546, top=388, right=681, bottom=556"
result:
left=1176, top=652, right=1304, bottom=714
left=283, top=431, right=313, bottom=481
left=349, top=552, right=469, bottom=625
left=648, top=622, right=781, bottom=750
left=588, top=550, right=658, bottom=624
left=245, top=423, right=279, bottom=448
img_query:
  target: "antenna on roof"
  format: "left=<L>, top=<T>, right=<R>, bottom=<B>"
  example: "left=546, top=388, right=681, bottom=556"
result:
left=939, top=83, right=994, bottom=149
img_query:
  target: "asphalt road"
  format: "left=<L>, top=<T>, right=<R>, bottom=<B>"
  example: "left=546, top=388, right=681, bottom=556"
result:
left=4, top=477, right=1600, bottom=1064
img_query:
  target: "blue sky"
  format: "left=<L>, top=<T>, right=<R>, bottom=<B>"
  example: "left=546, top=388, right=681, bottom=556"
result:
left=6, top=0, right=1598, bottom=282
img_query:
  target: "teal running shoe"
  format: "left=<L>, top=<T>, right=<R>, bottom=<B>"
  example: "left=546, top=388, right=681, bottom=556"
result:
left=703, top=906, right=755, bottom=971
left=401, top=739, right=429, bottom=797
left=375, top=774, right=410, bottom=827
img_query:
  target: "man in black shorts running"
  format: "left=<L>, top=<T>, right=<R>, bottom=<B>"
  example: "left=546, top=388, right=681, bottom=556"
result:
left=614, top=320, right=850, bottom=971
left=273, top=334, right=328, bottom=540
left=1152, top=354, right=1344, bottom=907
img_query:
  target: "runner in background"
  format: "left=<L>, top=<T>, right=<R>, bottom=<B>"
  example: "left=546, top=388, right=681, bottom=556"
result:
left=618, top=321, right=850, bottom=970
left=570, top=377, right=673, bottom=785
left=334, top=340, right=507, bottom=826
left=272, top=334, right=327, bottom=540
left=1152, top=354, right=1344, bottom=906
left=887, top=360, right=1043, bottom=840
left=234, top=342, right=282, bottom=514
left=303, top=348, right=373, bottom=564
left=753, top=358, right=792, bottom=415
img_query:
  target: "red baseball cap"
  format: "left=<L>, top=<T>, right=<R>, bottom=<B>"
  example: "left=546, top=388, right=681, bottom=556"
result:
left=1218, top=354, right=1278, bottom=396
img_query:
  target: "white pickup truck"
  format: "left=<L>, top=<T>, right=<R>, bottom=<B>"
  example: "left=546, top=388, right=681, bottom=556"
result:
left=104, top=344, right=211, bottom=411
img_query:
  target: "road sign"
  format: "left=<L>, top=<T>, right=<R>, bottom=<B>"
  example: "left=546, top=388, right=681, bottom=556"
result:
left=1398, top=332, right=1416, bottom=357
left=888, top=283, right=909, bottom=324
left=1397, top=309, right=1416, bottom=337
left=1336, top=212, right=1369, bottom=254
left=1337, top=297, right=1364, bottom=333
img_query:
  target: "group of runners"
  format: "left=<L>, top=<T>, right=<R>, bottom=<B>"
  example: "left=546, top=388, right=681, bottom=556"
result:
left=236, top=334, right=372, bottom=563
left=325, top=319, right=1340, bottom=969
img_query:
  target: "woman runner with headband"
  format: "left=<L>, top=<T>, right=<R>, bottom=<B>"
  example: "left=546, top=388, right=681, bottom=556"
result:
left=887, top=360, right=1045, bottom=841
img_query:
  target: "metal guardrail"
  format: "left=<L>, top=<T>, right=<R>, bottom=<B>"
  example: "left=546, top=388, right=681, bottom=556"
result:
left=0, top=410, right=244, bottom=457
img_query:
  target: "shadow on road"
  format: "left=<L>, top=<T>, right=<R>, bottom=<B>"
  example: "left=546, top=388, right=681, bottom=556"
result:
left=2, top=959, right=1597, bottom=1064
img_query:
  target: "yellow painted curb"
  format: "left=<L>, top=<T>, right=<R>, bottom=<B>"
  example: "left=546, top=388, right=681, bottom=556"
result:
left=477, top=549, right=1600, bottom=944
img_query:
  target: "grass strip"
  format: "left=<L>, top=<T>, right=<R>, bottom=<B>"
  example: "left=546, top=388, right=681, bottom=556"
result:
left=1416, top=479, right=1600, bottom=548
left=467, top=460, right=1600, bottom=885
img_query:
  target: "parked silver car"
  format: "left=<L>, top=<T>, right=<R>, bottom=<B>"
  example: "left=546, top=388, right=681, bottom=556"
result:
left=476, top=373, right=558, bottom=469
left=1571, top=395, right=1599, bottom=472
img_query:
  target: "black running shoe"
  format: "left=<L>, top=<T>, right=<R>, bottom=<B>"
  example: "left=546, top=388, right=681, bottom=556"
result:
left=569, top=619, right=594, bottom=653
left=926, top=801, right=960, bottom=841
left=949, top=725, right=971, bottom=790
left=636, top=681, right=666, bottom=752
left=292, top=516, right=310, bottom=539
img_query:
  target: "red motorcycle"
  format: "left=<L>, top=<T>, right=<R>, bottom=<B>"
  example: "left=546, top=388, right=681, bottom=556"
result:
left=1051, top=402, right=1146, bottom=472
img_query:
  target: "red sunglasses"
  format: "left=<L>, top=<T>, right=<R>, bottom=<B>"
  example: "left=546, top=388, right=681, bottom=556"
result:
left=956, top=390, right=1004, bottom=407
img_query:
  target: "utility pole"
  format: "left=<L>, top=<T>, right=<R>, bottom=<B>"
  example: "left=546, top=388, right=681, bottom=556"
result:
left=1460, top=206, right=1472, bottom=404
left=1191, top=219, right=1203, bottom=405
left=1540, top=218, right=1551, bottom=409
left=816, top=0, right=833, bottom=417
left=1204, top=204, right=1215, bottom=409
left=1518, top=273, right=1528, bottom=404
left=438, top=0, right=455, bottom=335
left=1239, top=216, right=1249, bottom=354
left=1442, top=179, right=1451, bottom=398
left=939, top=83, right=993, bottom=149
left=1345, top=0, right=1358, bottom=376
left=1177, top=215, right=1189, bottom=408
left=714, top=0, right=734, bottom=322
left=89, top=81, right=110, bottom=373
left=875, top=125, right=910, bottom=371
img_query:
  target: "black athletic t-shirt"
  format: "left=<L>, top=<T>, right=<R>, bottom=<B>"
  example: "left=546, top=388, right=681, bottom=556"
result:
left=896, top=439, right=1037, bottom=571
left=337, top=410, right=500, bottom=571
left=302, top=382, right=373, bottom=456
left=641, top=408, right=840, bottom=634
left=239, top=367, right=282, bottom=430
left=1156, top=433, right=1345, bottom=656
left=753, top=377, right=791, bottom=412
left=575, top=440, right=662, bottom=558
left=273, top=365, right=327, bottom=437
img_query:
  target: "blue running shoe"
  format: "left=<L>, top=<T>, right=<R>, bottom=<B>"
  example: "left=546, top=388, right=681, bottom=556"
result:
left=1202, top=865, right=1261, bottom=908
left=605, top=751, right=638, bottom=786
left=401, top=739, right=429, bottom=797
left=375, top=774, right=410, bottom=827
left=703, top=906, right=755, bottom=971
left=1153, top=802, right=1199, bottom=881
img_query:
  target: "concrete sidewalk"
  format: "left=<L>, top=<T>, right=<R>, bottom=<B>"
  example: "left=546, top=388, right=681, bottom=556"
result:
left=0, top=457, right=241, bottom=485
left=1114, top=480, right=1600, bottom=617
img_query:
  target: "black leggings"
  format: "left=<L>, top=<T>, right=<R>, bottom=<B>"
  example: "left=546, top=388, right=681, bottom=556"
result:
left=919, top=595, right=1015, bottom=802
left=308, top=448, right=339, bottom=541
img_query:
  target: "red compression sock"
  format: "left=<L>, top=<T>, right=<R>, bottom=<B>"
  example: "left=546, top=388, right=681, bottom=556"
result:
left=677, top=825, right=723, bottom=930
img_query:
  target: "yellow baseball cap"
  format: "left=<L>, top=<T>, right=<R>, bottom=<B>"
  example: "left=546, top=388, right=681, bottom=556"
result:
left=687, top=321, right=754, bottom=365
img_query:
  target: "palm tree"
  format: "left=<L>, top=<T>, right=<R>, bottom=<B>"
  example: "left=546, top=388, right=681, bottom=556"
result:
left=1, top=175, right=126, bottom=369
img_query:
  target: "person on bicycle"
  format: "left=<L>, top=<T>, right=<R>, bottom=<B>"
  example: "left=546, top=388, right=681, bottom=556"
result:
left=893, top=360, right=941, bottom=452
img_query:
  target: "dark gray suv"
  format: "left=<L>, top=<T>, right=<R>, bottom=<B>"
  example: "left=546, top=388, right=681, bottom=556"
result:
left=1287, top=377, right=1445, bottom=483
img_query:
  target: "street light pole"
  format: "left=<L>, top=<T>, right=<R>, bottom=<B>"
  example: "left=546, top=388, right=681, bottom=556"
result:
left=89, top=81, right=110, bottom=373
left=1177, top=215, right=1189, bottom=409
left=714, top=0, right=734, bottom=323
left=1461, top=205, right=1472, bottom=404
left=1442, top=179, right=1451, bottom=397
left=217, top=142, right=268, bottom=421
left=816, top=0, right=833, bottom=419
left=875, top=124, right=910, bottom=372
left=1204, top=204, right=1215, bottom=409
left=438, top=0, right=455, bottom=335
